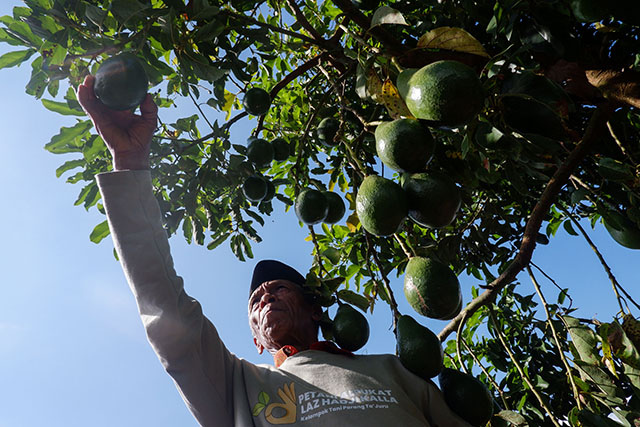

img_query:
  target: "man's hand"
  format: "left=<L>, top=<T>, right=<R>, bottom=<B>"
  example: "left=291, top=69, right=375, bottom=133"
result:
left=77, top=74, right=158, bottom=171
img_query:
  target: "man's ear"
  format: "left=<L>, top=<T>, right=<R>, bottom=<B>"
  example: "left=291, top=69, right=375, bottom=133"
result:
left=253, top=337, right=264, bottom=355
left=311, top=304, right=323, bottom=322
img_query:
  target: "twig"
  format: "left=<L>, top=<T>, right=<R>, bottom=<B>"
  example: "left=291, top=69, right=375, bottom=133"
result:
left=188, top=90, right=215, bottom=133
left=489, top=309, right=563, bottom=427
left=171, top=111, right=248, bottom=155
left=438, top=102, right=615, bottom=341
left=530, top=261, right=574, bottom=310
left=527, top=266, right=582, bottom=410
left=285, top=0, right=323, bottom=41
left=563, top=208, right=640, bottom=312
left=455, top=310, right=469, bottom=374
left=607, top=120, right=638, bottom=164
left=459, top=338, right=510, bottom=410
left=394, top=234, right=415, bottom=258
left=309, top=225, right=329, bottom=277
left=364, top=232, right=400, bottom=330
left=338, top=24, right=381, bottom=54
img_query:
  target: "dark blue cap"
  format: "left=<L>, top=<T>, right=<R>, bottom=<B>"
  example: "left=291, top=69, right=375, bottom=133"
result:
left=250, top=260, right=306, bottom=297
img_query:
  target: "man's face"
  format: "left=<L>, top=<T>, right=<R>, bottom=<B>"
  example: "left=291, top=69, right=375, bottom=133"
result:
left=248, top=280, right=321, bottom=355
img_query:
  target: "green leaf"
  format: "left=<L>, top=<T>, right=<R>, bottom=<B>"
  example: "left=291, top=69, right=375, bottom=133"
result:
left=44, top=121, right=93, bottom=154
left=495, top=409, right=527, bottom=425
left=337, top=289, right=369, bottom=312
left=85, top=4, right=108, bottom=27
left=5, top=21, right=43, bottom=48
left=322, top=247, right=341, bottom=265
left=571, top=188, right=589, bottom=204
left=563, top=219, right=579, bottom=236
left=182, top=215, right=193, bottom=244
left=41, top=99, right=85, bottom=116
left=370, top=6, right=408, bottom=28
left=89, top=220, right=110, bottom=244
left=75, top=182, right=100, bottom=209
left=109, top=0, right=150, bottom=24
left=239, top=234, right=254, bottom=259
left=41, top=41, right=67, bottom=66
left=598, top=157, right=635, bottom=181
left=207, top=232, right=230, bottom=250
left=576, top=409, right=623, bottom=427
left=557, top=288, right=569, bottom=305
left=25, top=69, right=48, bottom=98
left=245, top=209, right=265, bottom=226
left=82, top=135, right=106, bottom=163
left=574, top=360, right=620, bottom=399
left=0, top=48, right=35, bottom=69
left=564, top=315, right=600, bottom=364
left=55, top=159, right=85, bottom=177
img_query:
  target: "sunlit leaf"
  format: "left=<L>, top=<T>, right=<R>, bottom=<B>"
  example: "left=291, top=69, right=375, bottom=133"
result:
left=42, top=99, right=85, bottom=116
left=366, top=66, right=384, bottom=103
left=417, top=27, right=490, bottom=58
left=0, top=48, right=34, bottom=69
left=89, top=220, right=110, bottom=244
left=370, top=6, right=408, bottom=28
left=380, top=78, right=414, bottom=119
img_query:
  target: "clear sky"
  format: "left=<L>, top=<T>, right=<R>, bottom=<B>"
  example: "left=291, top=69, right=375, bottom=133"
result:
left=0, top=2, right=637, bottom=426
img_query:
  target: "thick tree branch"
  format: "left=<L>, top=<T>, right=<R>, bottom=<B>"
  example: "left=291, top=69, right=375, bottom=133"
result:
left=438, top=102, right=616, bottom=342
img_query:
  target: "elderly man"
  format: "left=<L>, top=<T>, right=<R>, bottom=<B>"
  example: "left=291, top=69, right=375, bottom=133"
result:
left=77, top=75, right=470, bottom=426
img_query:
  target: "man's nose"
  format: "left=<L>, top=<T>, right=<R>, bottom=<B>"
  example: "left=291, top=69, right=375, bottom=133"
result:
left=259, top=292, right=276, bottom=308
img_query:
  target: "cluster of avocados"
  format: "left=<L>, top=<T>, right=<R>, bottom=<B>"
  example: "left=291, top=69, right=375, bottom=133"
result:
left=371, top=60, right=494, bottom=426
left=241, top=136, right=292, bottom=203
left=93, top=51, right=494, bottom=425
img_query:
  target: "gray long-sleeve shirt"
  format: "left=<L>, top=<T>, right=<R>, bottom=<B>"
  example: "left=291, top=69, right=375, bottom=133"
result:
left=97, top=170, right=471, bottom=427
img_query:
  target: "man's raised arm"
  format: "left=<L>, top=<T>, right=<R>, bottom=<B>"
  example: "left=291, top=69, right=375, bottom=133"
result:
left=77, top=77, right=237, bottom=426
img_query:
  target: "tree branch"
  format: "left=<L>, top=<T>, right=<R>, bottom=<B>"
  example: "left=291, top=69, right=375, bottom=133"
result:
left=285, top=0, right=323, bottom=41
left=438, top=102, right=615, bottom=342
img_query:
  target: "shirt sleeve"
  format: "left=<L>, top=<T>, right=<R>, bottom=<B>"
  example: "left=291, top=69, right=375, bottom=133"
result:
left=97, top=170, right=237, bottom=427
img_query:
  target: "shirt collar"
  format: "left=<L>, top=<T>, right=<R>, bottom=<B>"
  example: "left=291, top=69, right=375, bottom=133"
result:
left=273, top=341, right=354, bottom=367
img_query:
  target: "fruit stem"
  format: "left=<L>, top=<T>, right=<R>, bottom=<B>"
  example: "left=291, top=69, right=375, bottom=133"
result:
left=364, top=232, right=401, bottom=331
left=308, top=225, right=329, bottom=277
left=394, top=234, right=416, bottom=258
left=454, top=310, right=468, bottom=374
left=527, top=266, right=583, bottom=411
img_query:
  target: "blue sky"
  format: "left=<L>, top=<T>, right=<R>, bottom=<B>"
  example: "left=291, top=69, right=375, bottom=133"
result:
left=0, top=2, right=637, bottom=426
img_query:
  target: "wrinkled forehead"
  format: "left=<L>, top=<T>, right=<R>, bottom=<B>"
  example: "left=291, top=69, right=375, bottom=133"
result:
left=247, top=279, right=300, bottom=308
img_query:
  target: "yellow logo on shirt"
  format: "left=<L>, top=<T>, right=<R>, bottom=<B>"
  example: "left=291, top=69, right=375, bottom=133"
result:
left=252, top=382, right=297, bottom=425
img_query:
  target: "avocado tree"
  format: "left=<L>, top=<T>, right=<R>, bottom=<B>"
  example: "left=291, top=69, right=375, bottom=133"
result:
left=2, top=0, right=640, bottom=424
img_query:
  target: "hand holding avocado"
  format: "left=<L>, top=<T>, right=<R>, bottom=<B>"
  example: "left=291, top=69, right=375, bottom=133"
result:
left=76, top=54, right=157, bottom=171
